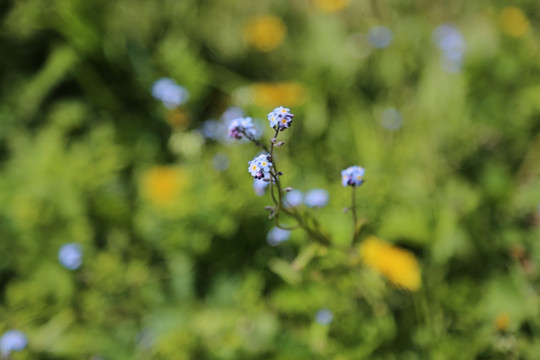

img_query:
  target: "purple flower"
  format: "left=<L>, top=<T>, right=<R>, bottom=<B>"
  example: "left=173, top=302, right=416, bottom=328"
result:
left=341, top=166, right=365, bottom=187
left=267, top=227, right=291, bottom=246
left=58, top=243, right=83, bottom=270
left=304, top=189, right=329, bottom=208
left=228, top=117, right=257, bottom=139
left=268, top=106, right=294, bottom=131
left=1, top=330, right=27, bottom=357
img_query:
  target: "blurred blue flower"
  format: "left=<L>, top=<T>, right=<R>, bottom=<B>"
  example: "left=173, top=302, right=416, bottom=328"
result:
left=381, top=108, right=403, bottom=130
left=315, top=309, right=333, bottom=325
left=151, top=78, right=189, bottom=109
left=201, top=120, right=224, bottom=141
left=228, top=117, right=258, bottom=140
left=368, top=26, right=393, bottom=48
left=0, top=330, right=27, bottom=357
left=304, top=189, right=329, bottom=208
left=58, top=243, right=83, bottom=270
left=253, top=179, right=269, bottom=196
left=221, top=107, right=245, bottom=123
left=213, top=153, right=229, bottom=172
left=267, top=227, right=291, bottom=246
left=433, top=24, right=465, bottom=72
left=284, top=190, right=303, bottom=208
left=341, top=166, right=365, bottom=187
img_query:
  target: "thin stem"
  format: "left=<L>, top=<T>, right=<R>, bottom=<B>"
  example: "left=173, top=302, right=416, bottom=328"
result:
left=351, top=186, right=358, bottom=244
left=242, top=130, right=269, bottom=153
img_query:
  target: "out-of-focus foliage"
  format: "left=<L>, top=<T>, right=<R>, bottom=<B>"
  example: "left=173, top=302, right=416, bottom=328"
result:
left=1, top=0, right=540, bottom=359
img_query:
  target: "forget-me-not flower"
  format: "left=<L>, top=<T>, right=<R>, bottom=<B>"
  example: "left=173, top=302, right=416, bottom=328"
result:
left=284, top=190, right=304, bottom=208
left=267, top=227, right=291, bottom=246
left=304, top=189, right=329, bottom=208
left=315, top=309, right=334, bottom=325
left=0, top=330, right=28, bottom=357
left=228, top=117, right=258, bottom=139
left=248, top=154, right=273, bottom=180
left=381, top=108, right=403, bottom=130
left=58, top=243, right=83, bottom=270
left=433, top=24, right=465, bottom=73
left=151, top=78, right=189, bottom=109
left=268, top=106, right=294, bottom=130
left=341, top=166, right=365, bottom=187
left=368, top=26, right=393, bottom=48
left=253, top=179, right=269, bottom=196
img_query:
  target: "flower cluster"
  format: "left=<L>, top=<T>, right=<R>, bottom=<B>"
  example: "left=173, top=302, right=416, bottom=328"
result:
left=268, top=106, right=294, bottom=130
left=248, top=154, right=273, bottom=180
left=341, top=166, right=365, bottom=187
left=228, top=117, right=257, bottom=139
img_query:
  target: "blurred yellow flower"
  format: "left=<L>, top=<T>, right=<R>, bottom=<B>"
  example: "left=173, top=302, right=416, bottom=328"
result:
left=252, top=82, right=306, bottom=108
left=244, top=15, right=286, bottom=52
left=166, top=108, right=190, bottom=130
left=141, top=166, right=188, bottom=207
left=494, top=313, right=510, bottom=332
left=360, top=236, right=421, bottom=291
left=312, top=0, right=350, bottom=12
left=499, top=7, right=530, bottom=38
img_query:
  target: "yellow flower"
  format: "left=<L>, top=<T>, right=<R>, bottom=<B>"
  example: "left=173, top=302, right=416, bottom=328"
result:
left=244, top=15, right=286, bottom=52
left=494, top=312, right=510, bottom=332
left=312, top=0, right=350, bottom=13
left=166, top=108, right=190, bottom=130
left=499, top=7, right=530, bottom=38
left=360, top=236, right=421, bottom=291
left=252, top=82, right=306, bottom=108
left=141, top=166, right=188, bottom=207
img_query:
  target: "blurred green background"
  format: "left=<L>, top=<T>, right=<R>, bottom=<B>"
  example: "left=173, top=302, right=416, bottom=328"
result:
left=1, top=0, right=540, bottom=359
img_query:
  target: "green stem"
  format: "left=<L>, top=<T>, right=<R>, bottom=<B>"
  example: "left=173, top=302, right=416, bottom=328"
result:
left=352, top=186, right=358, bottom=244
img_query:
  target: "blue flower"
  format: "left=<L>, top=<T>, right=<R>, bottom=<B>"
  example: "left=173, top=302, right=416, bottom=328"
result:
left=304, top=189, right=329, bottom=208
left=368, top=26, right=393, bottom=48
left=267, top=227, right=291, bottom=246
left=341, top=166, right=365, bottom=187
left=253, top=179, right=269, bottom=196
left=381, top=108, right=403, bottom=130
left=58, top=243, right=83, bottom=270
left=268, top=106, right=294, bottom=130
left=0, top=330, right=27, bottom=357
left=248, top=154, right=273, bottom=180
left=201, top=120, right=224, bottom=141
left=433, top=24, right=465, bottom=73
left=284, top=190, right=303, bottom=208
left=315, top=309, right=333, bottom=325
left=228, top=117, right=257, bottom=139
left=213, top=153, right=229, bottom=172
left=151, top=78, right=189, bottom=109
